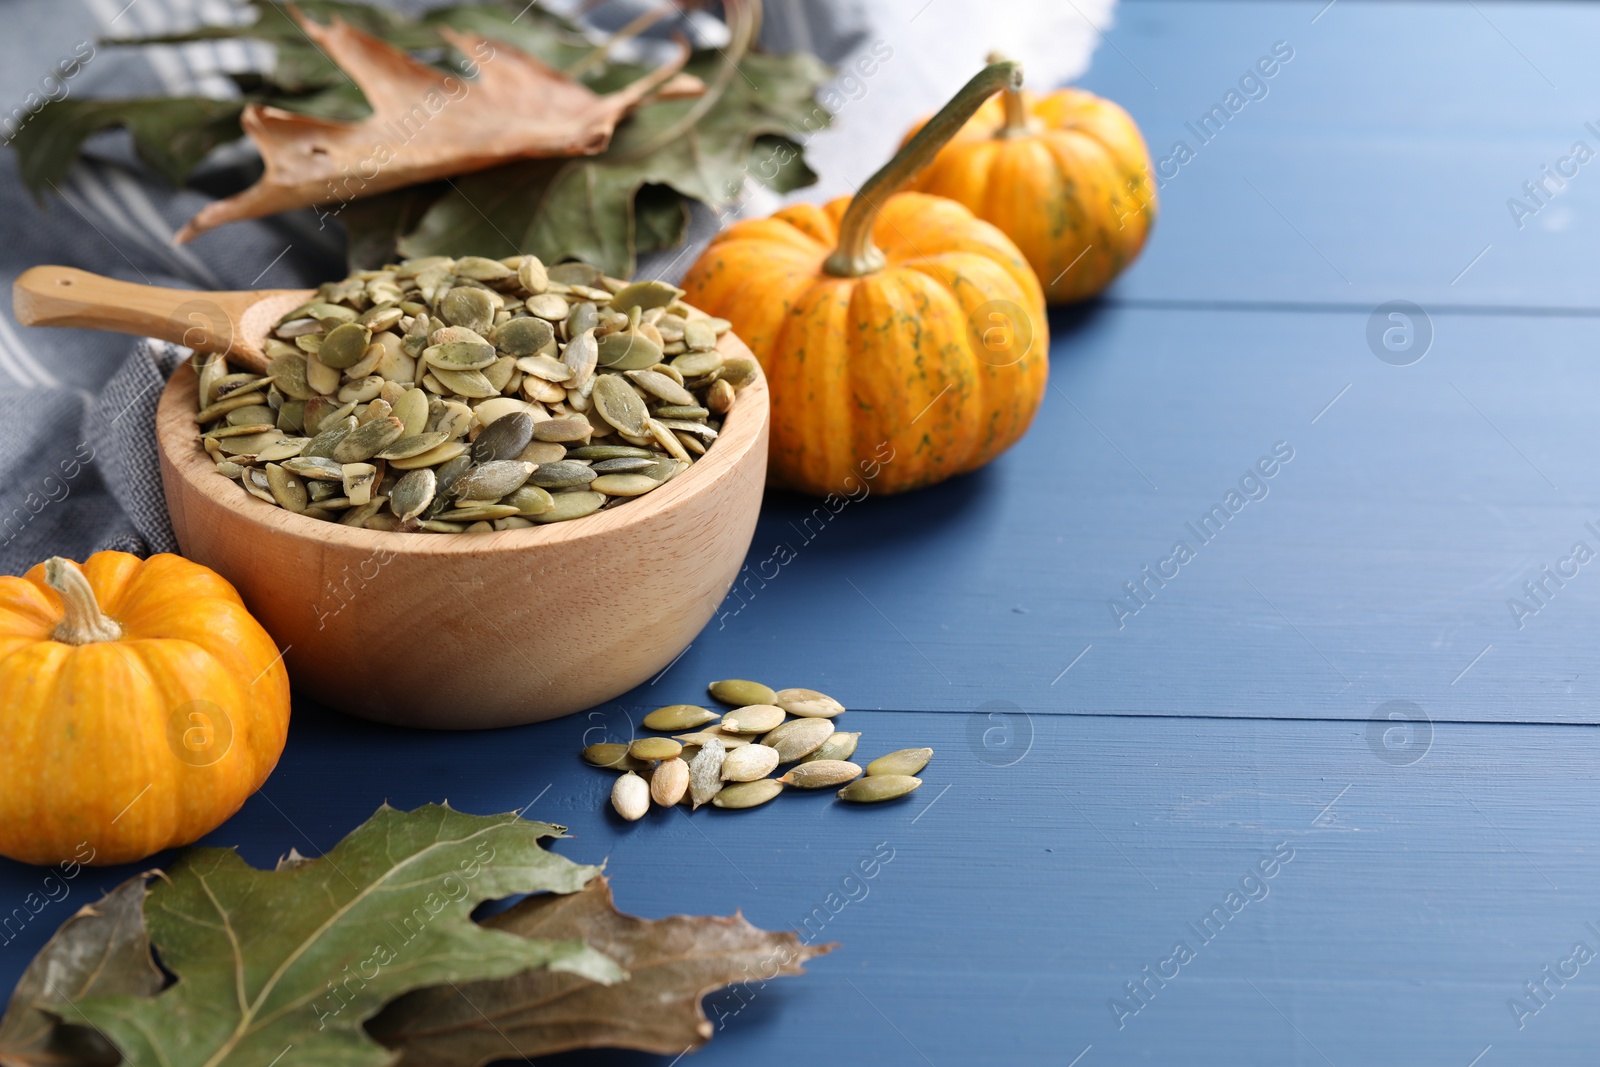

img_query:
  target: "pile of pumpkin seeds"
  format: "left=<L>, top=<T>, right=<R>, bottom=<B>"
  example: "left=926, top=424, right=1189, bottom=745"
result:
left=584, top=679, right=934, bottom=819
left=193, top=255, right=756, bottom=532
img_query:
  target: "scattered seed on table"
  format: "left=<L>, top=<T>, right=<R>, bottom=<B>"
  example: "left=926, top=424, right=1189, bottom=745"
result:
left=773, top=687, right=846, bottom=718
left=709, top=679, right=777, bottom=706
left=651, top=758, right=690, bottom=806
left=713, top=779, right=784, bottom=810
left=689, top=737, right=727, bottom=809
left=582, top=742, right=647, bottom=771
left=644, top=704, right=720, bottom=731
left=837, top=775, right=922, bottom=803
left=719, top=704, right=785, bottom=734
left=866, top=747, right=934, bottom=777
left=612, top=772, right=649, bottom=820
left=778, top=760, right=862, bottom=789
left=800, top=731, right=861, bottom=764
left=762, top=717, right=834, bottom=762
left=629, top=737, right=682, bottom=762
left=721, top=744, right=780, bottom=782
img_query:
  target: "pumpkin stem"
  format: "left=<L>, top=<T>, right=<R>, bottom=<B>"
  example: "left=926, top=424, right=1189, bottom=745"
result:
left=45, top=557, right=123, bottom=646
left=823, top=58, right=1023, bottom=278
left=986, top=52, right=1033, bottom=138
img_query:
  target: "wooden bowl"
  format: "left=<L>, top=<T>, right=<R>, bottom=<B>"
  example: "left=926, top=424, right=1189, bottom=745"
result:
left=154, top=336, right=769, bottom=729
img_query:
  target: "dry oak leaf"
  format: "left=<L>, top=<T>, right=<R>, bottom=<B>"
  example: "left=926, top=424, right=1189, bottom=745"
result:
left=368, top=874, right=834, bottom=1066
left=176, top=10, right=689, bottom=243
left=0, top=876, right=162, bottom=1067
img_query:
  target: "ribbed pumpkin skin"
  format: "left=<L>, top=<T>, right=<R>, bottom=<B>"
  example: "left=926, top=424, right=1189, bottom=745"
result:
left=0, top=552, right=290, bottom=866
left=681, top=192, right=1047, bottom=496
left=907, top=88, right=1156, bottom=304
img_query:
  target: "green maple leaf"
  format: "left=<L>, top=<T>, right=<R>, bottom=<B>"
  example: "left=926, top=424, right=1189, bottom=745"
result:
left=74, top=804, right=621, bottom=1067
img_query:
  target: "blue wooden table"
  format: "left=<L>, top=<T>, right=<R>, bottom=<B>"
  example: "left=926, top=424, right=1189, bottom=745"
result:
left=9, top=1, right=1600, bottom=1063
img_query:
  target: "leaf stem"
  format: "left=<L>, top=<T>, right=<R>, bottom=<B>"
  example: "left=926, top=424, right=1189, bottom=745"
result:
left=824, top=59, right=1022, bottom=278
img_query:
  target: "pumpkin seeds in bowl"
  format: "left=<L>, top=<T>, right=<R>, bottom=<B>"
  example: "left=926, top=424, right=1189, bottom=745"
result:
left=193, top=255, right=750, bottom=532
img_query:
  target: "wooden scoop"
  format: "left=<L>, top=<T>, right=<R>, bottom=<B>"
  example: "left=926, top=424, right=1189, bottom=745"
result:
left=13, top=266, right=314, bottom=374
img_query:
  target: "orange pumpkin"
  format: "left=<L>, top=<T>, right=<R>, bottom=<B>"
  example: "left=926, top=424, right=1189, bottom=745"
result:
left=0, top=552, right=291, bottom=866
left=682, top=61, right=1048, bottom=496
left=904, top=62, right=1156, bottom=304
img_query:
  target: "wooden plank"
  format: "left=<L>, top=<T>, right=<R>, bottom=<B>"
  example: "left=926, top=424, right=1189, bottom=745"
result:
left=619, top=304, right=1600, bottom=723
left=2, top=711, right=1595, bottom=1064
left=1081, top=1, right=1600, bottom=310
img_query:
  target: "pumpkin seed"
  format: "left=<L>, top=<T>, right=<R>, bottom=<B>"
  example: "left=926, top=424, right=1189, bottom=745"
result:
left=532, top=416, right=591, bottom=442
left=341, top=462, right=378, bottom=506
left=331, top=416, right=405, bottom=463
left=626, top=368, right=696, bottom=406
left=866, top=748, right=933, bottom=777
left=778, top=760, right=863, bottom=789
left=581, top=742, right=647, bottom=771
left=643, top=704, right=720, bottom=731
left=388, top=440, right=468, bottom=470
left=318, top=323, right=372, bottom=370
left=518, top=441, right=568, bottom=464
left=201, top=258, right=735, bottom=531
left=709, top=679, right=777, bottom=706
left=283, top=456, right=344, bottom=480
left=719, top=704, right=786, bottom=734
left=423, top=341, right=497, bottom=371
left=610, top=279, right=684, bottom=312
left=431, top=367, right=498, bottom=398
left=591, top=375, right=648, bottom=436
left=651, top=758, right=690, bottom=806
left=390, top=468, right=437, bottom=522
left=439, top=287, right=496, bottom=333
left=528, top=461, right=596, bottom=489
left=837, top=775, right=922, bottom=803
left=689, top=737, right=726, bottom=809
left=674, top=730, right=751, bottom=750
left=526, top=293, right=569, bottom=320
left=505, top=485, right=555, bottom=516
left=517, top=256, right=549, bottom=294
left=629, top=737, right=683, bottom=762
left=264, top=464, right=308, bottom=513
left=591, top=473, right=660, bottom=497
left=596, top=331, right=662, bottom=371
left=529, top=490, right=604, bottom=523
left=762, top=717, right=834, bottom=762
left=612, top=772, right=649, bottom=821
left=707, top=377, right=736, bottom=414
left=436, top=503, right=522, bottom=521
left=568, top=444, right=654, bottom=460
left=450, top=460, right=534, bottom=500
left=517, top=353, right=570, bottom=380
left=377, top=431, right=451, bottom=460
left=590, top=457, right=657, bottom=474
left=800, top=731, right=862, bottom=764
left=721, top=744, right=780, bottom=781
left=712, top=779, right=783, bottom=810
left=774, top=687, right=846, bottom=719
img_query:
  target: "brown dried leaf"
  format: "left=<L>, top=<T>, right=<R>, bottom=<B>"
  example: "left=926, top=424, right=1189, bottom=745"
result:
left=368, top=875, right=833, bottom=1066
left=0, top=875, right=161, bottom=1067
left=176, top=11, right=689, bottom=243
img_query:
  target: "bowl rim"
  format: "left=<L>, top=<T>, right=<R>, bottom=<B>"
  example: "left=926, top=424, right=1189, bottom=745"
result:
left=156, top=333, right=769, bottom=556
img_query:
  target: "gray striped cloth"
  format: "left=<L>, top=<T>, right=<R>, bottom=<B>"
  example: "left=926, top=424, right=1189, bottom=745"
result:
left=0, top=0, right=1105, bottom=576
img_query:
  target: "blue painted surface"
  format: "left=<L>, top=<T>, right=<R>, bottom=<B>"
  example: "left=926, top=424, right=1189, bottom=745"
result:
left=7, top=2, right=1600, bottom=1064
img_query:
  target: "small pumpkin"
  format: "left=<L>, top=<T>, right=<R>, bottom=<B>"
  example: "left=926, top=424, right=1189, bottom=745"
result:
left=682, top=61, right=1048, bottom=496
left=903, top=55, right=1156, bottom=304
left=0, top=552, right=291, bottom=866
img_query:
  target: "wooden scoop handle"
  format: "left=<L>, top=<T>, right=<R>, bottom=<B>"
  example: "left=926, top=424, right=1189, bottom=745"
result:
left=13, top=266, right=266, bottom=357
